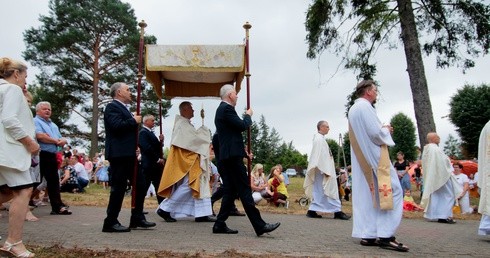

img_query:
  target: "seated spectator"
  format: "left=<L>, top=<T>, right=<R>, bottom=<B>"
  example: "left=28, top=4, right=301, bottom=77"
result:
left=72, top=155, right=89, bottom=192
left=403, top=190, right=423, bottom=211
left=250, top=164, right=270, bottom=204
left=267, top=166, right=289, bottom=208
left=60, top=158, right=80, bottom=193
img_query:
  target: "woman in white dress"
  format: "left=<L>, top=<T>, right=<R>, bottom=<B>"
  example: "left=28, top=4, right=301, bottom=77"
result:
left=0, top=57, right=39, bottom=257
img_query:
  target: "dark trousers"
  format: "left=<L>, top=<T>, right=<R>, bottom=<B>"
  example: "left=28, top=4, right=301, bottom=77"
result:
left=147, top=164, right=164, bottom=204
left=211, top=186, right=238, bottom=212
left=104, top=156, right=134, bottom=226
left=215, top=157, right=265, bottom=232
left=131, top=166, right=149, bottom=221
left=39, top=151, right=63, bottom=212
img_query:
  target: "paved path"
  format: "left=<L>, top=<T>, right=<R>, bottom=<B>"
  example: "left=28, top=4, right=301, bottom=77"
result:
left=1, top=205, right=488, bottom=257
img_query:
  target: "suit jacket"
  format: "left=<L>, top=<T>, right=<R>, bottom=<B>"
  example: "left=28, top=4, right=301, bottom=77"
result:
left=138, top=127, right=162, bottom=171
left=214, top=101, right=251, bottom=160
left=104, top=100, right=138, bottom=159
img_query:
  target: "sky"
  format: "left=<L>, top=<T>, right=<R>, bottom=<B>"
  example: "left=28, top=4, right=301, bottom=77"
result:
left=3, top=0, right=489, bottom=156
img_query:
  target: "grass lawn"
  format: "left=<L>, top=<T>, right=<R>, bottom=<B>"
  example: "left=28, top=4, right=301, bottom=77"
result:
left=60, top=176, right=481, bottom=221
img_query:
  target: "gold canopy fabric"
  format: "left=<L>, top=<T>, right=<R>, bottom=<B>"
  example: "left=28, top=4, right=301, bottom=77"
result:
left=145, top=45, right=245, bottom=99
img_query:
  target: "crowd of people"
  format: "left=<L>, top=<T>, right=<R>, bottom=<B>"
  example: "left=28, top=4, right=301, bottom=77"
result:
left=2, top=57, right=489, bottom=256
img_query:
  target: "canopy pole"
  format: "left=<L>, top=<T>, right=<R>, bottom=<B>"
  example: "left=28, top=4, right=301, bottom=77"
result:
left=132, top=20, right=147, bottom=209
left=243, top=22, right=252, bottom=177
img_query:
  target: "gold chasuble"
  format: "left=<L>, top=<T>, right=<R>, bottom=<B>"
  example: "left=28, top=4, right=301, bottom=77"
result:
left=158, top=146, right=202, bottom=198
left=349, top=123, right=393, bottom=210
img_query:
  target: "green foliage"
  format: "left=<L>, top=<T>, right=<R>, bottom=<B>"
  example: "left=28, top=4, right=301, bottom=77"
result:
left=306, top=0, right=490, bottom=78
left=305, top=0, right=490, bottom=148
left=443, top=134, right=463, bottom=160
left=326, top=138, right=349, bottom=168
left=448, top=83, right=490, bottom=158
left=247, top=115, right=307, bottom=173
left=342, top=132, right=351, bottom=166
left=389, top=112, right=417, bottom=161
left=23, top=0, right=170, bottom=157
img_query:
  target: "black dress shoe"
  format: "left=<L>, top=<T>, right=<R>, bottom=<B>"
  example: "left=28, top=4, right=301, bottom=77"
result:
left=229, top=210, right=246, bottom=216
left=213, top=225, right=238, bottom=234
left=438, top=218, right=456, bottom=224
left=156, top=209, right=176, bottom=222
left=102, top=223, right=131, bottom=233
left=256, top=222, right=280, bottom=236
left=334, top=211, right=351, bottom=220
left=306, top=210, right=322, bottom=218
left=129, top=219, right=157, bottom=228
left=195, top=216, right=217, bottom=222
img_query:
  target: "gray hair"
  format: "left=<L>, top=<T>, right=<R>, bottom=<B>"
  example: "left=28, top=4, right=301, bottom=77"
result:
left=35, top=101, right=51, bottom=111
left=143, top=114, right=155, bottom=123
left=317, top=120, right=327, bottom=131
left=110, top=82, right=125, bottom=98
left=219, top=84, right=235, bottom=99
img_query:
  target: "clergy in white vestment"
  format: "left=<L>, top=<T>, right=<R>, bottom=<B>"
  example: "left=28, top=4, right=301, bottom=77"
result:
left=304, top=120, right=350, bottom=220
left=348, top=80, right=408, bottom=252
left=421, top=132, right=462, bottom=224
left=156, top=101, right=214, bottom=222
left=478, top=120, right=490, bottom=235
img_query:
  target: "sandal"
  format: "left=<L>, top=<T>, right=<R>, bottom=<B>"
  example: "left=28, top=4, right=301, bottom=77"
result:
left=50, top=207, right=72, bottom=215
left=25, top=211, right=39, bottom=222
left=378, top=237, right=409, bottom=252
left=0, top=240, right=35, bottom=257
left=360, top=238, right=379, bottom=246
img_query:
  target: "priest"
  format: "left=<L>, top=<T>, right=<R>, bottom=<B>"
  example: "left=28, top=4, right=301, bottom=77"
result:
left=478, top=120, right=490, bottom=235
left=348, top=80, right=408, bottom=252
left=304, top=120, right=350, bottom=220
left=421, top=132, right=462, bottom=224
left=156, top=101, right=214, bottom=222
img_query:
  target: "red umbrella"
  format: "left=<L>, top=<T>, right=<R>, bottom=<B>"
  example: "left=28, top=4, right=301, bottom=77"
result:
left=453, top=160, right=478, bottom=177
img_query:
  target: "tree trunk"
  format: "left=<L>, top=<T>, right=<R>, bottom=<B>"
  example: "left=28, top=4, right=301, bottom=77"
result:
left=397, top=0, right=436, bottom=148
left=90, top=77, right=99, bottom=159
left=90, top=41, right=101, bottom=159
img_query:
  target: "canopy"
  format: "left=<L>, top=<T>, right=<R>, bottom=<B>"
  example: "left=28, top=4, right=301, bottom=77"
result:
left=145, top=44, right=246, bottom=99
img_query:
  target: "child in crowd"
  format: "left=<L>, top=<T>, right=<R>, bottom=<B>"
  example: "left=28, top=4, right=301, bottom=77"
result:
left=267, top=166, right=289, bottom=208
left=95, top=160, right=110, bottom=189
left=403, top=189, right=423, bottom=211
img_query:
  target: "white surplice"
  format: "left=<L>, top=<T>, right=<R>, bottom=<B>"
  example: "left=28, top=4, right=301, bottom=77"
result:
left=421, top=143, right=462, bottom=220
left=157, top=114, right=212, bottom=218
left=304, top=133, right=341, bottom=213
left=158, top=175, right=212, bottom=219
left=348, top=98, right=403, bottom=239
left=478, top=120, right=490, bottom=235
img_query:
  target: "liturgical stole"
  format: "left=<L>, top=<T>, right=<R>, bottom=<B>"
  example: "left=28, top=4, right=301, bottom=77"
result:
left=349, top=123, right=393, bottom=210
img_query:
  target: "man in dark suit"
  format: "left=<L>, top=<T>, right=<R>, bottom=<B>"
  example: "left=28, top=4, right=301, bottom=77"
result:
left=213, top=84, right=280, bottom=236
left=131, top=115, right=164, bottom=226
left=137, top=114, right=165, bottom=206
left=102, top=82, right=155, bottom=233
left=210, top=133, right=245, bottom=216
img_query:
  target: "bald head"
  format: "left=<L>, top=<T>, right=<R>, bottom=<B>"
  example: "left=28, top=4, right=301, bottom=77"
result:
left=426, top=132, right=440, bottom=145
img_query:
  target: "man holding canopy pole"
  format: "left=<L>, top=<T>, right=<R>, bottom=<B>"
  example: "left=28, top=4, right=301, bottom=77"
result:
left=213, top=84, right=280, bottom=236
